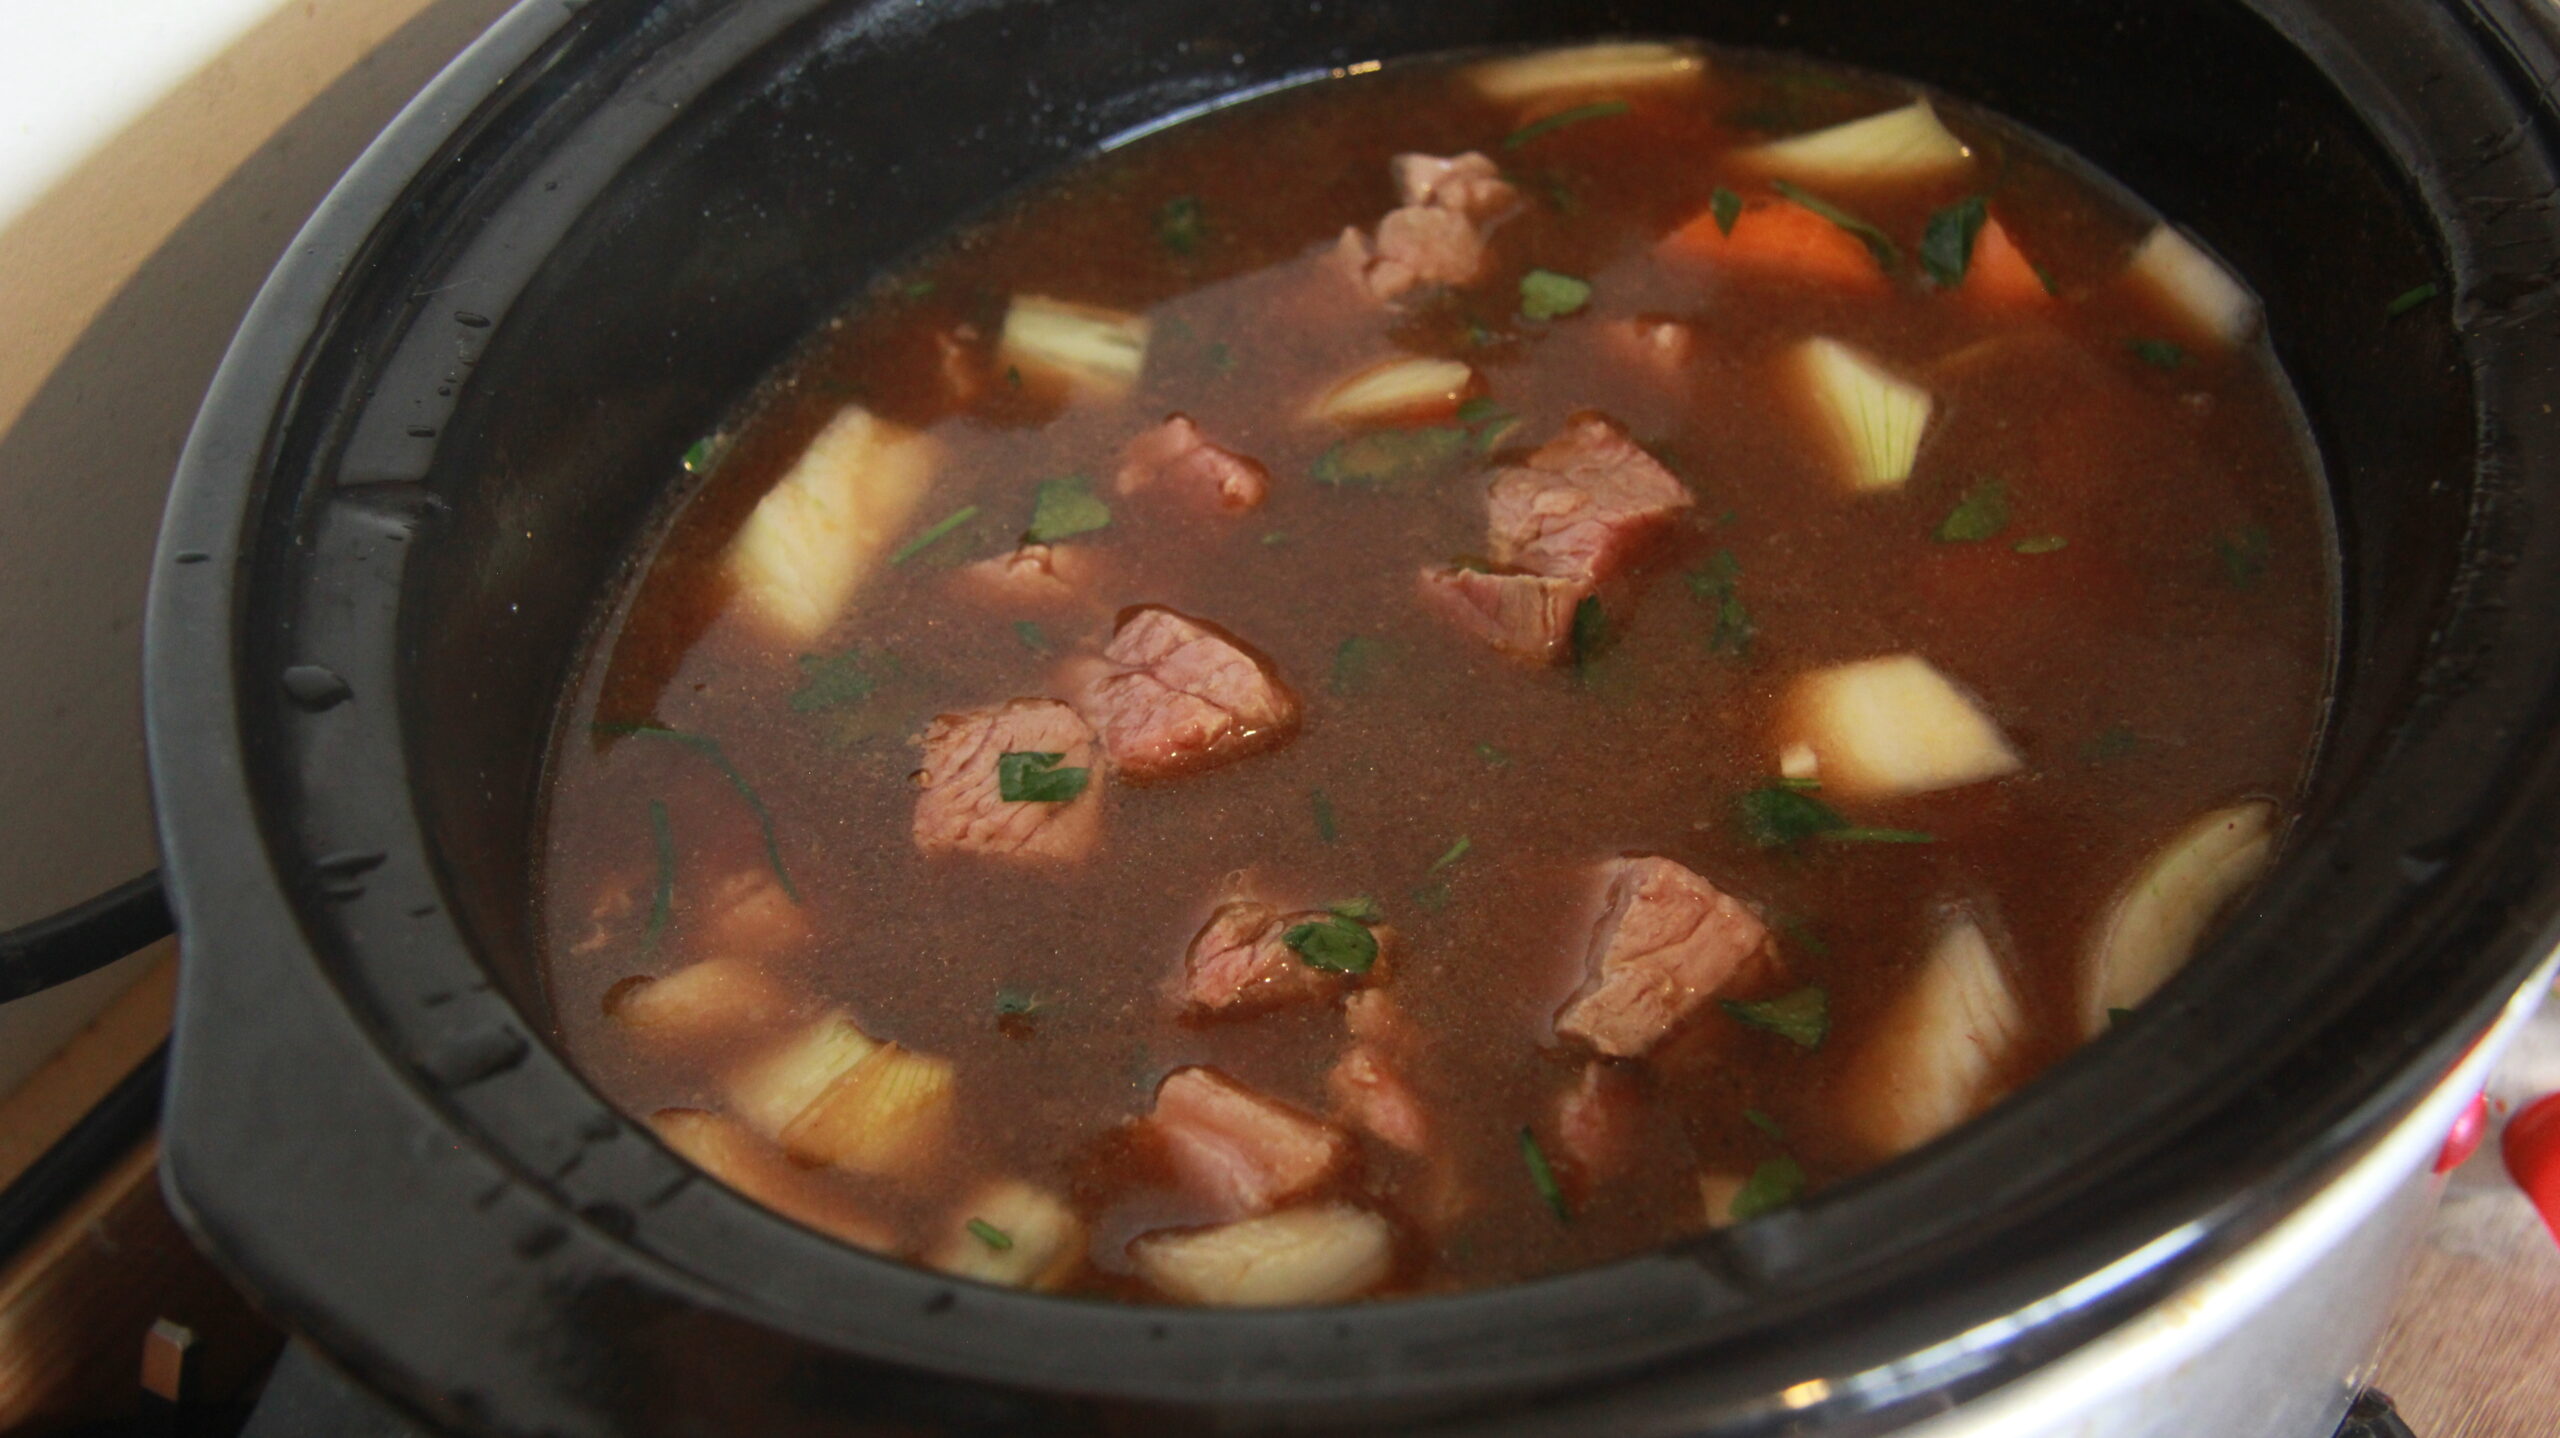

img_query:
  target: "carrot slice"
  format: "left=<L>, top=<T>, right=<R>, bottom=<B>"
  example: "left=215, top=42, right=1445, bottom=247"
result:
left=1659, top=198, right=1888, bottom=292
left=1958, top=215, right=2049, bottom=309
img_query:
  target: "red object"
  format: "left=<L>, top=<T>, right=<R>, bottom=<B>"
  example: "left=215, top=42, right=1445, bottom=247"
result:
left=2499, top=1092, right=2560, bottom=1243
left=2436, top=1091, right=2489, bottom=1173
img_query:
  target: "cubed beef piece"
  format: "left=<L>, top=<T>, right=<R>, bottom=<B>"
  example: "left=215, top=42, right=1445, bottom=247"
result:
left=1118, top=415, right=1269, bottom=512
left=1416, top=565, right=1591, bottom=664
left=699, top=869, right=808, bottom=959
left=1081, top=607, right=1299, bottom=780
left=935, top=324, right=984, bottom=404
left=1179, top=901, right=1344, bottom=1015
left=1145, top=1067, right=1353, bottom=1217
left=911, top=698, right=1102, bottom=861
left=958, top=542, right=1095, bottom=609
left=1390, top=151, right=1519, bottom=223
left=1329, top=992, right=1430, bottom=1154
left=1487, top=414, right=1693, bottom=581
left=1555, top=857, right=1772, bottom=1057
left=1554, top=1062, right=1644, bottom=1183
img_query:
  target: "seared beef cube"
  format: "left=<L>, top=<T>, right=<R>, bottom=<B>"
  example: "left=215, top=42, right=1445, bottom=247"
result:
left=1081, top=607, right=1299, bottom=780
left=958, top=543, right=1098, bottom=609
left=911, top=698, right=1103, bottom=860
left=1144, top=1066, right=1353, bottom=1218
left=1118, top=415, right=1269, bottom=512
left=1554, top=1061, right=1644, bottom=1183
left=1556, top=856, right=1772, bottom=1057
left=1178, top=900, right=1348, bottom=1015
left=1337, top=151, right=1520, bottom=303
left=1416, top=566, right=1591, bottom=664
left=1390, top=151, right=1518, bottom=221
left=1487, top=414, right=1693, bottom=581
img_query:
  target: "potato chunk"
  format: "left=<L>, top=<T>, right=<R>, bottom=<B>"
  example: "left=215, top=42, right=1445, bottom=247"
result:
left=1780, top=655, right=2022, bottom=799
left=2080, top=801, right=2276, bottom=1035
left=1466, top=42, right=1705, bottom=102
left=998, top=294, right=1151, bottom=395
left=1839, top=915, right=2026, bottom=1158
left=781, top=1042, right=956, bottom=1176
left=2127, top=224, right=2259, bottom=345
left=1131, top=1204, right=1394, bottom=1306
left=1792, top=338, right=1933, bottom=490
left=927, top=1180, right=1086, bottom=1291
left=1309, top=356, right=1477, bottom=424
left=604, top=956, right=790, bottom=1043
left=726, top=1013, right=879, bottom=1138
left=650, top=1108, right=899, bottom=1250
left=1742, top=100, right=1972, bottom=184
left=721, top=405, right=938, bottom=644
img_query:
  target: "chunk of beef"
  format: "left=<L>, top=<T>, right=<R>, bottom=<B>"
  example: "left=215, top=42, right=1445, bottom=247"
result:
left=1081, top=607, right=1299, bottom=781
left=1145, top=1067, right=1352, bottom=1218
left=958, top=543, right=1095, bottom=609
left=1328, top=992, right=1431, bottom=1154
left=1179, top=901, right=1344, bottom=1015
left=1338, top=151, right=1520, bottom=303
left=1488, top=414, right=1694, bottom=581
left=1118, top=415, right=1269, bottom=512
left=1416, top=566, right=1590, bottom=664
left=911, top=698, right=1102, bottom=861
left=1555, top=857, right=1772, bottom=1057
left=699, top=869, right=808, bottom=959
left=1554, top=1062, right=1643, bottom=1184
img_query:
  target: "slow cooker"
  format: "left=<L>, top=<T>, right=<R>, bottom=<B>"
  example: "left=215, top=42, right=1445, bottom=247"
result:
left=138, top=0, right=2560, bottom=1432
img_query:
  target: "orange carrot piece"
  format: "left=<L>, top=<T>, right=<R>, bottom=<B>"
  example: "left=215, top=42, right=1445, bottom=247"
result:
left=1959, top=215, right=2050, bottom=309
left=1659, top=198, right=1888, bottom=292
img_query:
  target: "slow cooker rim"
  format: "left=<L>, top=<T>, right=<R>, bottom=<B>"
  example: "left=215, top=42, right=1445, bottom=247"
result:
left=142, top=0, right=2560, bottom=1431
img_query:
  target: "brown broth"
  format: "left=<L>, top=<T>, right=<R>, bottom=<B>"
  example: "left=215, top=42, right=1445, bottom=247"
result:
left=535, top=46, right=2334, bottom=1301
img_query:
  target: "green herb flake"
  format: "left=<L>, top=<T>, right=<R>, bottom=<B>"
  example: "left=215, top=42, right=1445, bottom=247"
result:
left=889, top=504, right=980, bottom=566
left=1429, top=835, right=1473, bottom=874
left=2386, top=281, right=2441, bottom=318
left=1771, top=180, right=1900, bottom=271
left=1328, top=895, right=1382, bottom=922
left=1024, top=476, right=1111, bottom=543
left=1410, top=881, right=1453, bottom=914
left=1283, top=914, right=1380, bottom=974
left=1728, top=1155, right=1806, bottom=1222
left=966, top=1218, right=1016, bottom=1251
left=1686, top=551, right=1755, bottom=656
left=1920, top=195, right=1988, bottom=288
left=1519, top=1127, right=1571, bottom=1221
left=1570, top=593, right=1612, bottom=677
left=1004, top=364, right=1024, bottom=390
left=1311, top=787, right=1340, bottom=844
left=994, top=989, right=1045, bottom=1018
left=789, top=647, right=877, bottom=714
left=1744, top=1107, right=1786, bottom=1142
left=2082, top=724, right=2141, bottom=763
left=996, top=750, right=1091, bottom=804
left=1156, top=194, right=1206, bottom=256
left=1520, top=268, right=1595, bottom=322
left=2013, top=534, right=2068, bottom=555
left=613, top=724, right=797, bottom=899
left=1501, top=98, right=1631, bottom=151
left=1013, top=620, right=1051, bottom=653
left=2108, top=1006, right=2137, bottom=1028
left=2214, top=524, right=2272, bottom=588
left=1259, top=530, right=1291, bottom=546
left=1738, top=782, right=1933, bottom=849
left=1330, top=635, right=1395, bottom=695
left=1456, top=396, right=1507, bottom=426
left=2033, top=263, right=2061, bottom=297
left=1719, top=986, right=1831, bottom=1050
left=1709, top=185, right=1744, bottom=236
left=680, top=437, right=719, bottom=476
left=1204, top=340, right=1237, bottom=376
left=900, top=278, right=938, bottom=300
left=1476, top=742, right=1511, bottom=768
left=1934, top=478, right=2011, bottom=544
left=1778, top=915, right=1831, bottom=957
left=641, top=798, right=676, bottom=958
left=1311, top=426, right=1469, bottom=489
left=2128, top=338, right=2189, bottom=371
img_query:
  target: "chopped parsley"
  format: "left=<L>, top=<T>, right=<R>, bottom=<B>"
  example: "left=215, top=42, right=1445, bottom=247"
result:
left=2214, top=524, right=2272, bottom=587
left=1520, top=268, right=1594, bottom=321
left=1500, top=99, right=1631, bottom=150
left=1771, top=180, right=1899, bottom=270
left=2108, top=1006, right=2137, bottom=1027
left=790, top=646, right=879, bottom=713
left=2013, top=534, right=2068, bottom=555
left=1744, top=1107, right=1786, bottom=1141
left=889, top=504, right=980, bottom=565
left=1409, top=881, right=1453, bottom=914
left=679, top=435, right=725, bottom=476
left=966, top=1218, right=1016, bottom=1251
left=994, top=989, right=1045, bottom=1018
left=2385, top=281, right=2440, bottom=318
left=1709, top=185, right=1743, bottom=236
left=1776, top=914, right=1831, bottom=957
left=1737, top=782, right=1934, bottom=849
left=2082, top=724, right=2141, bottom=762
left=1570, top=593, right=1612, bottom=677
left=996, top=751, right=1090, bottom=804
left=1012, top=619, right=1050, bottom=653
left=1519, top=1127, right=1570, bottom=1221
left=641, top=798, right=675, bottom=959
left=1476, top=742, right=1511, bottom=768
left=2128, top=338, right=2189, bottom=370
left=1283, top=913, right=1379, bottom=974
left=1428, top=835, right=1473, bottom=874
left=1330, top=635, right=1395, bottom=695
left=611, top=724, right=796, bottom=899
left=1156, top=194, right=1206, bottom=256
left=1934, top=478, right=2011, bottom=543
left=1728, top=1155, right=1806, bottom=1221
left=1919, top=195, right=1988, bottom=287
left=1311, top=788, right=1339, bottom=843
left=899, top=278, right=937, bottom=300
left=1457, top=396, right=1522, bottom=451
left=1328, top=895, right=1383, bottom=922
left=1311, top=426, right=1469, bottom=488
left=1719, top=986, right=1831, bottom=1049
left=1687, top=551, right=1755, bottom=656
left=1024, top=476, right=1110, bottom=543
left=1204, top=340, right=1237, bottom=376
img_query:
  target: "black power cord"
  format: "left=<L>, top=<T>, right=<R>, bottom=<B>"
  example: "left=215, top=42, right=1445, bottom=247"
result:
left=0, top=870, right=172, bottom=1003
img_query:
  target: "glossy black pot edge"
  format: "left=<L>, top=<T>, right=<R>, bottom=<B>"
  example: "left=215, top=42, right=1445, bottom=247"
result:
left=144, top=1, right=2560, bottom=1434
